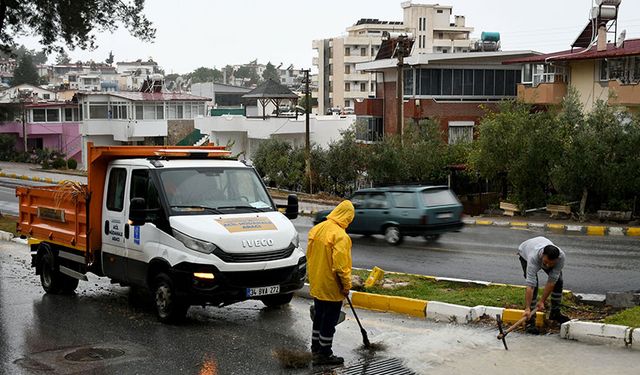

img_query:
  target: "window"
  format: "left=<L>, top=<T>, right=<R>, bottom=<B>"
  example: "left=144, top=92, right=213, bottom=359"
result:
left=523, top=64, right=534, bottom=84
left=356, top=117, right=383, bottom=143
left=391, top=192, right=417, bottom=208
left=422, top=189, right=458, bottom=207
left=32, top=109, right=46, bottom=122
left=130, top=169, right=162, bottom=221
left=45, top=109, right=59, bottom=122
left=366, top=193, right=389, bottom=209
left=27, top=137, right=43, bottom=150
left=473, top=69, right=484, bottom=96
left=419, top=17, right=423, bottom=31
left=484, top=69, right=495, bottom=95
left=351, top=193, right=367, bottom=208
left=448, top=121, right=474, bottom=144
left=505, top=70, right=516, bottom=96
left=361, top=47, right=367, bottom=56
left=404, top=68, right=414, bottom=95
left=106, top=168, right=127, bottom=212
left=370, top=81, right=376, bottom=92
left=494, top=70, right=505, bottom=96
left=438, top=32, right=444, bottom=39
left=371, top=47, right=376, bottom=56
left=599, top=60, right=609, bottom=82
left=64, top=108, right=74, bottom=122
left=345, top=82, right=350, bottom=92
left=345, top=64, right=351, bottom=74
left=442, top=69, right=453, bottom=95
left=136, top=105, right=143, bottom=120
left=345, top=100, right=351, bottom=108
left=360, top=82, right=366, bottom=92
left=345, top=47, right=351, bottom=56
left=452, top=69, right=463, bottom=95
left=463, top=69, right=474, bottom=96
left=156, top=105, right=164, bottom=119
left=42, top=94, right=50, bottom=100
left=89, top=103, right=109, bottom=119
left=437, top=9, right=444, bottom=13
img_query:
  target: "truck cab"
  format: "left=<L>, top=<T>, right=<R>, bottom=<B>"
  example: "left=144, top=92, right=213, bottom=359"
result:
left=18, top=145, right=304, bottom=323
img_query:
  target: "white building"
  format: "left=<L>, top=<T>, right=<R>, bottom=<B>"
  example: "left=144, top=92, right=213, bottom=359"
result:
left=195, top=115, right=356, bottom=158
left=312, top=2, right=476, bottom=115
left=77, top=91, right=210, bottom=165
left=0, top=83, right=57, bottom=103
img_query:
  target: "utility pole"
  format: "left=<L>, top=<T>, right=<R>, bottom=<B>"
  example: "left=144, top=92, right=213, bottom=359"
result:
left=395, top=35, right=411, bottom=139
left=302, top=69, right=312, bottom=193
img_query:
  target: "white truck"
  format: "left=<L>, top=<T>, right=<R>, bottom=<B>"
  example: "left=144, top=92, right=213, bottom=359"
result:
left=17, top=144, right=305, bottom=323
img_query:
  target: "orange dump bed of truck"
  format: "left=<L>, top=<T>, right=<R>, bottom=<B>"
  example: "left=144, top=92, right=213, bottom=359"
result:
left=17, top=142, right=231, bottom=259
left=17, top=184, right=89, bottom=251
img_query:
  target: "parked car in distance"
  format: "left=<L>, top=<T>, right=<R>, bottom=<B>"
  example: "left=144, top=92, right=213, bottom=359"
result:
left=313, top=186, right=464, bottom=245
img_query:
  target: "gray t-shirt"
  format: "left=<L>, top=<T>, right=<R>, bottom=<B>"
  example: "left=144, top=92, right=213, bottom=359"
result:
left=518, top=236, right=565, bottom=287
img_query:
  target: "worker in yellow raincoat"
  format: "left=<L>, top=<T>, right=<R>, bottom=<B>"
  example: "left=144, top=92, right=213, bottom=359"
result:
left=307, top=200, right=354, bottom=367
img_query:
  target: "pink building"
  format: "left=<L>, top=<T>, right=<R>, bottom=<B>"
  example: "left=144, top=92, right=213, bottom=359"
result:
left=0, top=102, right=82, bottom=161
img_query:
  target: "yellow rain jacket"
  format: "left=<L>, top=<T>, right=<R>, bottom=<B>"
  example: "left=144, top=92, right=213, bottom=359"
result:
left=307, top=200, right=355, bottom=302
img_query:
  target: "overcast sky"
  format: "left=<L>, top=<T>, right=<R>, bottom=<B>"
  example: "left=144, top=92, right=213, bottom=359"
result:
left=18, top=0, right=640, bottom=74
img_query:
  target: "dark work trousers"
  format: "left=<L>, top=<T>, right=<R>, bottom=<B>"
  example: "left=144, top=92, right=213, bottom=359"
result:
left=519, top=256, right=564, bottom=320
left=311, top=298, right=343, bottom=356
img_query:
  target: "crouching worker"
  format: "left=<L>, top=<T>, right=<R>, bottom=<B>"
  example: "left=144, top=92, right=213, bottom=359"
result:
left=307, top=200, right=355, bottom=366
left=518, top=236, right=570, bottom=334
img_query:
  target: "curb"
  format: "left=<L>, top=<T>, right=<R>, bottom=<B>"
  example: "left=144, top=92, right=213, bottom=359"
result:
left=294, top=284, right=544, bottom=328
left=464, top=217, right=640, bottom=237
left=560, top=320, right=636, bottom=350
left=0, top=171, right=58, bottom=184
left=0, top=230, right=14, bottom=242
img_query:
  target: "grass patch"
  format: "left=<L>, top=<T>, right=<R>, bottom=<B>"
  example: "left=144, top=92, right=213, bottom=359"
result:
left=353, top=269, right=527, bottom=308
left=0, top=215, right=17, bottom=236
left=604, top=306, right=640, bottom=328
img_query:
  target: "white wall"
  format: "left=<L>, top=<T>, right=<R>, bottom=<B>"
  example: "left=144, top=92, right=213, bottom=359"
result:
left=195, top=114, right=356, bottom=158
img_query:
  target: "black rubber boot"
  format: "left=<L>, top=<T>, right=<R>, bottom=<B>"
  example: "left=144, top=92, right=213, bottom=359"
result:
left=313, top=354, right=344, bottom=367
left=525, top=316, right=539, bottom=335
left=549, top=311, right=571, bottom=324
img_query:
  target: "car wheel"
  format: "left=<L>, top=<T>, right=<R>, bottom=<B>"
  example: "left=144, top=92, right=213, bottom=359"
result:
left=423, top=234, right=441, bottom=243
left=261, top=293, right=294, bottom=308
left=153, top=273, right=189, bottom=324
left=384, top=226, right=403, bottom=245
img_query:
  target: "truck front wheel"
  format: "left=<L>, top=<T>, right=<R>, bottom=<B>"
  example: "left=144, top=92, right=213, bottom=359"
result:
left=261, top=293, right=294, bottom=308
left=153, top=273, right=189, bottom=324
left=39, top=251, right=78, bottom=294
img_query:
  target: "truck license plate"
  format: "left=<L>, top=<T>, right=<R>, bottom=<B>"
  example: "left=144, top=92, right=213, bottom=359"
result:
left=246, top=285, right=280, bottom=297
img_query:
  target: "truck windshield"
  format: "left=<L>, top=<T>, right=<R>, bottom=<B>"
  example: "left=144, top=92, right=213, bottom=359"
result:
left=158, top=167, right=274, bottom=214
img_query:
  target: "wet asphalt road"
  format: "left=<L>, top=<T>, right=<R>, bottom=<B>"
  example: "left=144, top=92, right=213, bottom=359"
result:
left=2, top=241, right=639, bottom=375
left=1, top=178, right=638, bottom=294
left=293, top=217, right=640, bottom=294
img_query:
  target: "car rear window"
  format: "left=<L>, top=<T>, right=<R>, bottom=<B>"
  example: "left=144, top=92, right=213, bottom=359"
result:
left=391, top=192, right=417, bottom=208
left=422, top=189, right=459, bottom=207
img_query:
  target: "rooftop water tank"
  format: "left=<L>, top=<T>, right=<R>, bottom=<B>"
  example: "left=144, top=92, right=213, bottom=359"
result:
left=481, top=32, right=501, bottom=42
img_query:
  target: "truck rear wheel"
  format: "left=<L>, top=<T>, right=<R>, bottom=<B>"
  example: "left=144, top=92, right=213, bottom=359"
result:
left=153, top=273, right=189, bottom=324
left=261, top=293, right=294, bottom=308
left=39, top=251, right=78, bottom=294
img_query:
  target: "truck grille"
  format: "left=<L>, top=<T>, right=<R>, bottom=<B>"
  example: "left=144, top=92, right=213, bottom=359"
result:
left=213, top=244, right=295, bottom=263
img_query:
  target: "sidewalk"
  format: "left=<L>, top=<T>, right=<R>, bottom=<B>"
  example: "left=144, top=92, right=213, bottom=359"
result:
left=0, top=161, right=86, bottom=184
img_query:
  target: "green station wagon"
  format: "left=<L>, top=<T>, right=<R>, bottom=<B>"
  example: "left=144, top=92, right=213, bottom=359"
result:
left=313, top=186, right=464, bottom=245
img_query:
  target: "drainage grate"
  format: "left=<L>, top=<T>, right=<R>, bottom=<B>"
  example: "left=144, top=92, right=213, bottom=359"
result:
left=315, top=358, right=417, bottom=375
left=64, top=348, right=125, bottom=362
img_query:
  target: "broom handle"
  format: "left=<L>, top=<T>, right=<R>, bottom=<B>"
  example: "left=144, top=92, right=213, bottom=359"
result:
left=346, top=295, right=365, bottom=331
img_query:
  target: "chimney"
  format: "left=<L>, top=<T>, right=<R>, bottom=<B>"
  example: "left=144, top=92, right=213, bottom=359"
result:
left=597, top=25, right=607, bottom=51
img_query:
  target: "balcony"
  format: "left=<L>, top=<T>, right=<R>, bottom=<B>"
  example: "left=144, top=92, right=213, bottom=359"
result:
left=355, top=99, right=383, bottom=117
left=344, top=55, right=372, bottom=64
left=517, top=82, right=568, bottom=105
left=608, top=80, right=640, bottom=106
left=82, top=119, right=167, bottom=142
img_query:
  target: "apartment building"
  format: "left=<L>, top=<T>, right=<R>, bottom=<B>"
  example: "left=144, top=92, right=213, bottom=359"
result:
left=403, top=1, right=475, bottom=54
left=312, top=2, right=475, bottom=115
left=313, top=19, right=406, bottom=114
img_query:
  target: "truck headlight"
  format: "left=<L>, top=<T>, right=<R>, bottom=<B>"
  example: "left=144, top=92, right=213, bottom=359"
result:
left=174, top=230, right=217, bottom=254
left=291, top=231, right=300, bottom=248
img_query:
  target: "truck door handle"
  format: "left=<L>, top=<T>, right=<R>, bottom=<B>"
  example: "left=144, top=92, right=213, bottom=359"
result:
left=104, top=220, right=110, bottom=235
left=124, top=224, right=130, bottom=239
left=383, top=211, right=389, bottom=214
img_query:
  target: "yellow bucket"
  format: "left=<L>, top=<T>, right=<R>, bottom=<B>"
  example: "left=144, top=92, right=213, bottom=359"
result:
left=364, top=266, right=385, bottom=288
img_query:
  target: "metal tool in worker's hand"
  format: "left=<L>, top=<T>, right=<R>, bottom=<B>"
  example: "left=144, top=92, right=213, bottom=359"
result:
left=496, top=308, right=538, bottom=350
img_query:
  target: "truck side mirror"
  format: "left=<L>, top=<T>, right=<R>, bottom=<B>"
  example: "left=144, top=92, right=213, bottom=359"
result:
left=285, top=194, right=298, bottom=220
left=129, top=197, right=147, bottom=226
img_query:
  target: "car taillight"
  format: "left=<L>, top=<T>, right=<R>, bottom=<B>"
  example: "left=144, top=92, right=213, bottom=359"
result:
left=421, top=215, right=428, bottom=225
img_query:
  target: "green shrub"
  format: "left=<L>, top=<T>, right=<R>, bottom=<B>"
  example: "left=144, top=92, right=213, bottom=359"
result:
left=67, top=158, right=78, bottom=170
left=52, top=158, right=66, bottom=169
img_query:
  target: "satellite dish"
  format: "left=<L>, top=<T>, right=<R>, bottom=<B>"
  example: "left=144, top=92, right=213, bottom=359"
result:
left=616, top=29, right=626, bottom=48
